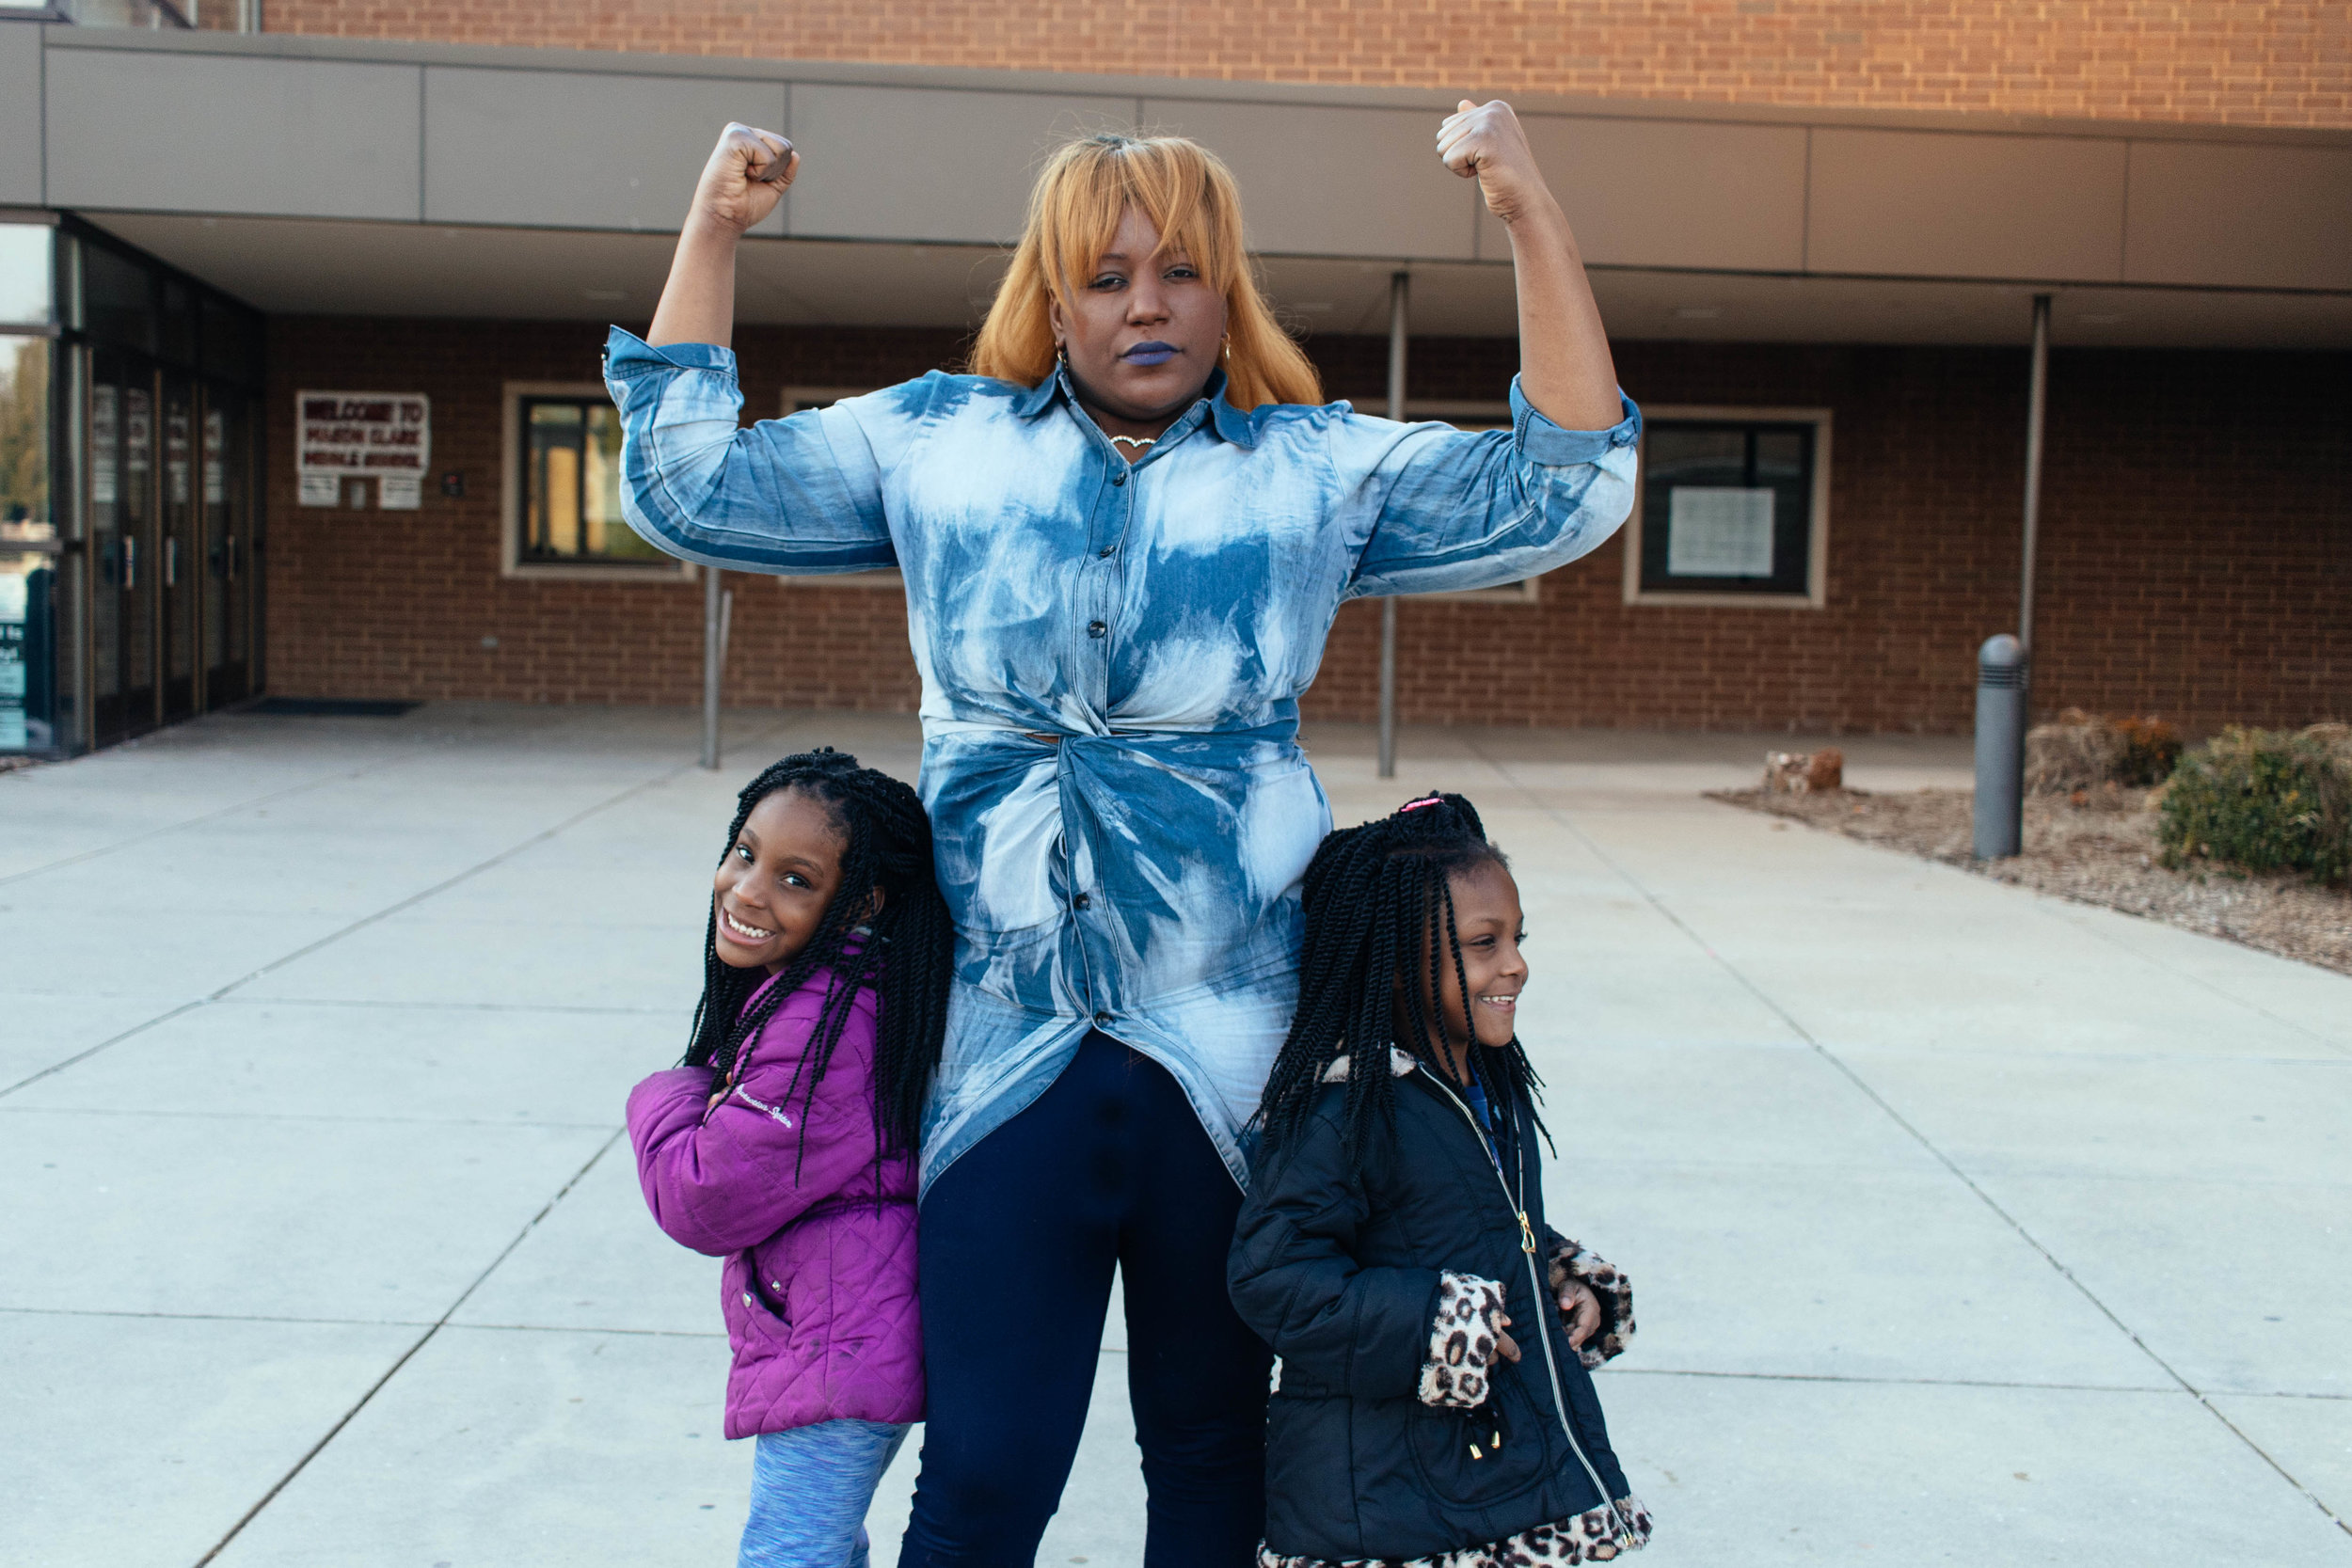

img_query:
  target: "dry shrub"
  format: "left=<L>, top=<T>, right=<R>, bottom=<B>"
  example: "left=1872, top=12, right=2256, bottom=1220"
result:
left=2027, top=709, right=2184, bottom=792
left=2026, top=709, right=2127, bottom=793
left=2158, top=723, right=2352, bottom=886
left=2115, top=717, right=2184, bottom=785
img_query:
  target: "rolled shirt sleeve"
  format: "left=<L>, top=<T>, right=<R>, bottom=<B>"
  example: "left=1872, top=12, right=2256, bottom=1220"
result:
left=1336, top=374, right=1642, bottom=599
left=601, top=325, right=897, bottom=575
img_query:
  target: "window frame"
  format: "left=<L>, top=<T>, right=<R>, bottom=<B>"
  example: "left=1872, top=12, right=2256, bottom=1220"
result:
left=501, top=381, right=690, bottom=582
left=1622, top=404, right=1833, bottom=610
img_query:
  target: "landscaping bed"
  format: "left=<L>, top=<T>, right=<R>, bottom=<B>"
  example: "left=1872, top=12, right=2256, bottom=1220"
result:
left=1709, top=783, right=2352, bottom=976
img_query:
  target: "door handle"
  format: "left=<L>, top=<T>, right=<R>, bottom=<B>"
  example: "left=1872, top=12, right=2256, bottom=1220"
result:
left=166, top=538, right=178, bottom=587
left=123, top=535, right=137, bottom=589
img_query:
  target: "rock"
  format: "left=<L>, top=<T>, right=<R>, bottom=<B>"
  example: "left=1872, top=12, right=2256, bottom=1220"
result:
left=1766, top=748, right=1844, bottom=795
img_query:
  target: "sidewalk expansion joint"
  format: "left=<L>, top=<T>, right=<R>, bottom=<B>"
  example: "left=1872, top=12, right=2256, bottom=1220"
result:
left=1472, top=741, right=2352, bottom=1543
left=189, top=1128, right=626, bottom=1568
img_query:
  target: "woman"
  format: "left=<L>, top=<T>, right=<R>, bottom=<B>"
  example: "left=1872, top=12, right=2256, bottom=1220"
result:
left=608, top=103, right=1640, bottom=1565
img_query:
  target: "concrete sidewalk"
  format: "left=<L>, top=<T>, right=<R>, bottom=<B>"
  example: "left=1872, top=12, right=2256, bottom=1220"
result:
left=3, top=705, right=2346, bottom=1568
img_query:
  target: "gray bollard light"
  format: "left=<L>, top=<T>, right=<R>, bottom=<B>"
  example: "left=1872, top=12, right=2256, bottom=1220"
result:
left=1973, top=633, right=2027, bottom=859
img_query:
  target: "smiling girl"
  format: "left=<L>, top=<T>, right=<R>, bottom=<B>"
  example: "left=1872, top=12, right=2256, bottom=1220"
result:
left=1232, top=792, right=1649, bottom=1567
left=627, top=749, right=952, bottom=1568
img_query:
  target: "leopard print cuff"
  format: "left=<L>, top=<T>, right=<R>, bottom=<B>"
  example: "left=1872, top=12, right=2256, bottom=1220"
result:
left=1256, top=1493, right=1653, bottom=1566
left=1548, top=1238, right=1635, bottom=1370
left=1418, top=1272, right=1505, bottom=1408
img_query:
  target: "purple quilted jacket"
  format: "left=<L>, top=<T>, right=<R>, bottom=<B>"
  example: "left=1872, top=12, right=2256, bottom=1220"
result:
left=627, top=966, right=922, bottom=1438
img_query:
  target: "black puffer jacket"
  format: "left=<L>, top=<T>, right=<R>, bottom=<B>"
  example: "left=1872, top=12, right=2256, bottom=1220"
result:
left=1230, top=1051, right=1649, bottom=1565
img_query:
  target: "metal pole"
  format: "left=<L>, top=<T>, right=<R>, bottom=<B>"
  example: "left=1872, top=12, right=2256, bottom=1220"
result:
left=2018, top=293, right=2051, bottom=658
left=1977, top=293, right=2051, bottom=859
left=1377, top=271, right=1407, bottom=780
left=700, top=565, right=723, bottom=770
left=1973, top=634, right=2026, bottom=859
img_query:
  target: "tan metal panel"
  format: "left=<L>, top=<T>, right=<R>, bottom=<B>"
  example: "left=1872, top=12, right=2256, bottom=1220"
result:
left=424, top=69, right=787, bottom=237
left=2124, top=141, right=2352, bottom=291
left=1807, top=128, right=2127, bottom=281
left=0, top=25, right=40, bottom=208
left=1476, top=117, right=1807, bottom=271
left=1141, top=98, right=1476, bottom=260
left=44, top=48, right=421, bottom=222
left=787, top=84, right=1136, bottom=245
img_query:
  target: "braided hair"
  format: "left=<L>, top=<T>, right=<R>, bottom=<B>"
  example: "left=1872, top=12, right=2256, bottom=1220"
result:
left=684, top=748, right=953, bottom=1163
left=1255, top=791, right=1546, bottom=1167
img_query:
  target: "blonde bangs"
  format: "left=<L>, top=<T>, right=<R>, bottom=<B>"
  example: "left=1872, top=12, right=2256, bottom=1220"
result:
left=971, top=134, right=1323, bottom=413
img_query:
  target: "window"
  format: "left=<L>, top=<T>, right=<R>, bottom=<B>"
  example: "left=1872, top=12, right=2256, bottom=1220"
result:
left=0, top=224, right=53, bottom=330
left=1624, top=406, right=1831, bottom=609
left=501, top=383, right=684, bottom=579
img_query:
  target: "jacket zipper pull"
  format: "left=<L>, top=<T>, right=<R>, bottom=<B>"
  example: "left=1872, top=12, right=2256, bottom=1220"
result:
left=1518, top=1210, right=1536, bottom=1255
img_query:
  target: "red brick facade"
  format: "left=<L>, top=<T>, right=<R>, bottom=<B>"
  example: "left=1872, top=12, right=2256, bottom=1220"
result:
left=265, top=318, right=2348, bottom=735
left=262, top=0, right=2351, bottom=131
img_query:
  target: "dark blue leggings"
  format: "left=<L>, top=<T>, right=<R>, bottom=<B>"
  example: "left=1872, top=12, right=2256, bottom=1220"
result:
left=899, top=1033, right=1271, bottom=1567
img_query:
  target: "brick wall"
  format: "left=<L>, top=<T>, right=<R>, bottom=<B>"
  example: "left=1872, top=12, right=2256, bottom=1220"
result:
left=264, top=316, right=2350, bottom=734
left=265, top=318, right=954, bottom=711
left=262, top=1, right=2351, bottom=131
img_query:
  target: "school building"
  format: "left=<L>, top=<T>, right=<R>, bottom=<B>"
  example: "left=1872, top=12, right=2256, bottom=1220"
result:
left=0, top=2, right=2345, bottom=758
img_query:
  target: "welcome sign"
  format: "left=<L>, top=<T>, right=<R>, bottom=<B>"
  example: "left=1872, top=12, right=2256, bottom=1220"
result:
left=296, top=391, right=430, bottom=508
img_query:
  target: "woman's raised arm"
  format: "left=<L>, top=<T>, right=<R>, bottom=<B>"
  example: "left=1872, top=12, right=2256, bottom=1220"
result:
left=607, top=123, right=910, bottom=576
left=647, top=122, right=798, bottom=349
left=1437, top=100, right=1622, bottom=432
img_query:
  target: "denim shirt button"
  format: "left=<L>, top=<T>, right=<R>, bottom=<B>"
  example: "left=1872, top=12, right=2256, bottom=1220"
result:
left=1088, top=621, right=1107, bottom=638
left=1110, top=471, right=1127, bottom=486
left=1093, top=1010, right=1112, bottom=1026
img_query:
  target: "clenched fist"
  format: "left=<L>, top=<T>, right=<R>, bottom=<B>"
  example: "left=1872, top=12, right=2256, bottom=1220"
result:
left=688, top=122, right=800, bottom=236
left=1436, top=99, right=1554, bottom=229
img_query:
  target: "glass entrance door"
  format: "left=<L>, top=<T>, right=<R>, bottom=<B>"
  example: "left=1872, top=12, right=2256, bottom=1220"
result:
left=89, top=353, right=157, bottom=744
left=199, top=386, right=253, bottom=707
left=160, top=373, right=198, bottom=721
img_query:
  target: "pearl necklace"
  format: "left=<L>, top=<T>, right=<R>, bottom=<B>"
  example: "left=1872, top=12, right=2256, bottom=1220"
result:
left=1109, top=434, right=1156, bottom=452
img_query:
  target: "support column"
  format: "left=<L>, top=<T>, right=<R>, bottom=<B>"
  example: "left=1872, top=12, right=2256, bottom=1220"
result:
left=2019, top=293, right=2051, bottom=661
left=1377, top=271, right=1407, bottom=781
left=1981, top=293, right=2053, bottom=856
left=700, top=564, right=723, bottom=770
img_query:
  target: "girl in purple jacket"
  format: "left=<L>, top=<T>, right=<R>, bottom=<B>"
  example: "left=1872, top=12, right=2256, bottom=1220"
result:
left=628, top=749, right=952, bottom=1568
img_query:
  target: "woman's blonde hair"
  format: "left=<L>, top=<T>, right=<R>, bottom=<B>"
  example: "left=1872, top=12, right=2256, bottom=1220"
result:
left=969, top=133, right=1323, bottom=412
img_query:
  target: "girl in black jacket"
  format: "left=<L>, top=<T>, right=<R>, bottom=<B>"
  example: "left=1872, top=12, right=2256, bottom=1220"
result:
left=1230, top=792, right=1652, bottom=1566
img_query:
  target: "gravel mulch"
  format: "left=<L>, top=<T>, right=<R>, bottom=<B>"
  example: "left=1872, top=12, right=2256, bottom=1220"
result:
left=1708, top=784, right=2352, bottom=976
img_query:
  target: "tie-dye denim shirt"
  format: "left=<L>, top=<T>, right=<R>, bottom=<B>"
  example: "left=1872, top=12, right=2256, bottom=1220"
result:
left=604, top=326, right=1640, bottom=1193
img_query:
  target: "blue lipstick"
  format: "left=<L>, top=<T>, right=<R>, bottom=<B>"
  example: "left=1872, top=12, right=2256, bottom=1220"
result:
left=1120, top=341, right=1180, bottom=366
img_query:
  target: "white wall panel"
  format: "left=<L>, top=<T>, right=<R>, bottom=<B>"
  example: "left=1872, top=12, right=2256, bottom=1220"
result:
left=1808, top=129, right=2127, bottom=281
left=1141, top=99, right=1477, bottom=261
left=2124, top=141, right=2352, bottom=292
left=1478, top=116, right=1807, bottom=271
left=0, top=24, right=41, bottom=208
left=787, top=85, right=1136, bottom=245
left=45, top=48, right=421, bottom=221
left=425, top=69, right=787, bottom=235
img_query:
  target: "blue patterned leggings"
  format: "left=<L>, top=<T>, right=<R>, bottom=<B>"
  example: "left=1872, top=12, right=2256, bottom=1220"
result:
left=740, top=1418, right=912, bottom=1568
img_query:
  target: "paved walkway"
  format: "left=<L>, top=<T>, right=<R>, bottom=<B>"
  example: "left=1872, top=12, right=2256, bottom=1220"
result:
left=4, top=705, right=2347, bottom=1568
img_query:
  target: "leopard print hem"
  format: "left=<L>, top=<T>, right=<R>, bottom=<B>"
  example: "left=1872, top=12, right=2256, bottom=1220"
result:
left=1256, top=1495, right=1654, bottom=1567
left=1547, top=1238, right=1636, bottom=1370
left=1417, top=1271, right=1505, bottom=1409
